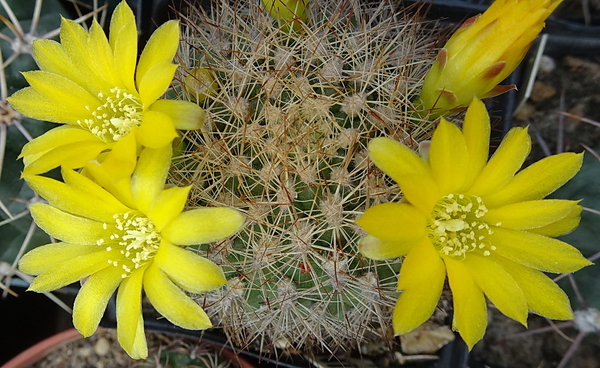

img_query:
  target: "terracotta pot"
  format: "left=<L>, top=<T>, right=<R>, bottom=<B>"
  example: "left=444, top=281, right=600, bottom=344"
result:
left=1, top=328, right=82, bottom=368
left=216, top=346, right=256, bottom=368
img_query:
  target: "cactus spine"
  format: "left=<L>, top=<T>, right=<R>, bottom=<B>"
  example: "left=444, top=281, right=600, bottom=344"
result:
left=172, top=0, right=440, bottom=352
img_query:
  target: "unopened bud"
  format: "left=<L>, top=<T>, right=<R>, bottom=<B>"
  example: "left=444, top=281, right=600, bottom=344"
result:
left=262, top=0, right=308, bottom=32
left=418, top=0, right=563, bottom=118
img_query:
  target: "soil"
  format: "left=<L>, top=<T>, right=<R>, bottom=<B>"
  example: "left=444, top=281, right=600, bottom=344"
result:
left=30, top=329, right=236, bottom=368
left=513, top=54, right=600, bottom=163
left=30, top=329, right=136, bottom=368
left=473, top=309, right=600, bottom=368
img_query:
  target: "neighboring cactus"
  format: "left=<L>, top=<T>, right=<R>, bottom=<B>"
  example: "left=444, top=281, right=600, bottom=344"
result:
left=138, top=337, right=236, bottom=368
left=171, top=0, right=440, bottom=352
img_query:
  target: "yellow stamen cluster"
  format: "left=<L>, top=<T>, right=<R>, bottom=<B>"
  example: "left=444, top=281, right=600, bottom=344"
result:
left=428, top=193, right=495, bottom=258
left=97, top=212, right=161, bottom=278
left=80, top=87, right=142, bottom=142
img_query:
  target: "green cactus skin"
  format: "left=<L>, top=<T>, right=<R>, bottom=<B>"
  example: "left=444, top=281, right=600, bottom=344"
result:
left=171, top=0, right=440, bottom=353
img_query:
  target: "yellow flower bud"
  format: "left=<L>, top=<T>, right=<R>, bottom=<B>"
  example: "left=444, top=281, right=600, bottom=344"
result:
left=185, top=68, right=218, bottom=103
left=418, top=0, right=562, bottom=118
left=261, top=0, right=307, bottom=32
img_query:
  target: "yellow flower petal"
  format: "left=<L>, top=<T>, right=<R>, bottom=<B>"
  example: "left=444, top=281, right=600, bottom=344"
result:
left=59, top=18, right=108, bottom=94
left=59, top=17, right=90, bottom=62
left=487, top=226, right=591, bottom=273
left=8, top=88, right=81, bottom=124
left=83, top=133, right=137, bottom=208
left=18, top=242, right=100, bottom=275
left=124, top=318, right=147, bottom=360
left=462, top=98, right=490, bottom=190
left=73, top=266, right=123, bottom=336
left=22, top=70, right=100, bottom=115
left=28, top=250, right=110, bottom=293
left=393, top=239, right=446, bottom=335
left=398, top=173, right=444, bottom=214
left=368, top=137, right=440, bottom=212
left=20, top=125, right=98, bottom=163
left=483, top=199, right=580, bottom=230
left=484, top=152, right=584, bottom=208
left=368, top=137, right=428, bottom=181
left=87, top=20, right=121, bottom=88
left=528, top=205, right=582, bottom=237
left=495, top=256, right=574, bottom=320
left=138, top=62, right=179, bottom=108
left=445, top=258, right=487, bottom=350
left=131, top=144, right=172, bottom=212
left=469, top=126, right=531, bottom=197
left=31, top=39, right=83, bottom=85
left=29, top=203, right=109, bottom=244
left=22, top=140, right=107, bottom=176
left=429, top=119, right=469, bottom=193
left=150, top=100, right=206, bottom=130
left=117, top=266, right=148, bottom=359
left=356, top=202, right=426, bottom=243
left=109, top=0, right=137, bottom=92
left=162, top=207, right=245, bottom=245
left=147, top=186, right=192, bottom=231
left=26, top=171, right=130, bottom=222
left=135, top=110, right=178, bottom=149
left=144, top=263, right=213, bottom=329
left=463, top=253, right=528, bottom=326
left=154, top=240, right=227, bottom=294
left=358, top=234, right=417, bottom=260
left=136, top=20, right=179, bottom=87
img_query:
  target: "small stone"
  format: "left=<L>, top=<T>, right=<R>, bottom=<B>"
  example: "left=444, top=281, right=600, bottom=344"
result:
left=94, top=337, right=111, bottom=356
left=574, top=308, right=600, bottom=334
left=78, top=347, right=92, bottom=357
left=538, top=55, right=556, bottom=73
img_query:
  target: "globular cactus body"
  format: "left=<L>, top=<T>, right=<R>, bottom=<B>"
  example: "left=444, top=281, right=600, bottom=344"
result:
left=172, top=0, right=440, bottom=352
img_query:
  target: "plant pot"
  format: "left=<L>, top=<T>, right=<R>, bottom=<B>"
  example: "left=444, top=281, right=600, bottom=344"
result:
left=0, top=329, right=82, bottom=368
left=1, top=327, right=257, bottom=368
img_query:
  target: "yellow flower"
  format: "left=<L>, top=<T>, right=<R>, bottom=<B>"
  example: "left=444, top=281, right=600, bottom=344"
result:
left=261, top=0, right=307, bottom=32
left=356, top=98, right=591, bottom=349
left=418, top=0, right=562, bottom=117
left=18, top=136, right=245, bottom=359
left=7, top=1, right=205, bottom=176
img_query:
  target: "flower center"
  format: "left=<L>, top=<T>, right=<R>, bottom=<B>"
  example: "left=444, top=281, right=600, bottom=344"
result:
left=427, top=193, right=495, bottom=259
left=79, top=87, right=143, bottom=143
left=96, top=212, right=161, bottom=278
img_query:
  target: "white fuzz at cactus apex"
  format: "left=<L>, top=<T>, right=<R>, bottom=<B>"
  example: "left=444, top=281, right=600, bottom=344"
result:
left=171, top=0, right=440, bottom=352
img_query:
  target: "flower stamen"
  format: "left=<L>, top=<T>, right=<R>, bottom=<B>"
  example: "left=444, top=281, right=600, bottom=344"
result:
left=97, top=212, right=161, bottom=278
left=428, top=193, right=493, bottom=258
left=79, top=87, right=142, bottom=142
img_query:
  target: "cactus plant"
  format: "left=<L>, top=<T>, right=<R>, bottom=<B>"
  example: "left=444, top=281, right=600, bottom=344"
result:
left=170, top=0, right=441, bottom=353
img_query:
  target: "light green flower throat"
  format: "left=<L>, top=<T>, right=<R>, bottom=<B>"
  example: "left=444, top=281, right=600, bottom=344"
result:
left=428, top=193, right=496, bottom=259
left=79, top=87, right=143, bottom=142
left=96, top=212, right=161, bottom=278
